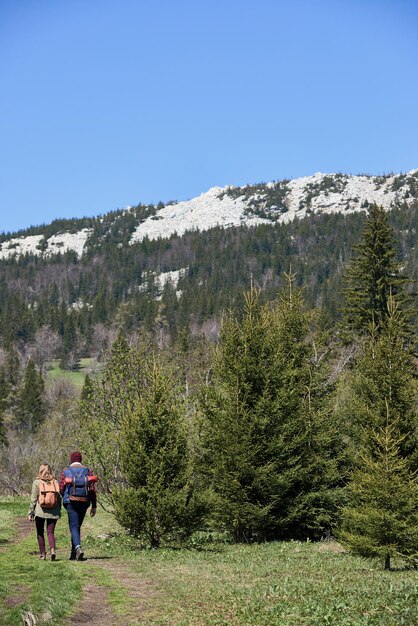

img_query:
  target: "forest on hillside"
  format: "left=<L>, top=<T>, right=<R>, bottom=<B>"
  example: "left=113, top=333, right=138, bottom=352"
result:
left=0, top=203, right=417, bottom=366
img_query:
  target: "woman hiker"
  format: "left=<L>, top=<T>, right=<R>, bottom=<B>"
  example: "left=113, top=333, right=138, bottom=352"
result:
left=28, top=463, right=62, bottom=560
left=59, top=451, right=97, bottom=561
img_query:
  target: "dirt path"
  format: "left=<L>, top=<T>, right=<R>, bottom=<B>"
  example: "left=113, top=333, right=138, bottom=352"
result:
left=0, top=514, right=32, bottom=554
left=65, top=555, right=156, bottom=625
left=11, top=515, right=33, bottom=544
left=4, top=515, right=156, bottom=625
left=65, top=580, right=114, bottom=626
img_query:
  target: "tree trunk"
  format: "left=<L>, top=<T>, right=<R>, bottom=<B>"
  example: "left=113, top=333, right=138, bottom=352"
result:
left=384, top=554, right=391, bottom=570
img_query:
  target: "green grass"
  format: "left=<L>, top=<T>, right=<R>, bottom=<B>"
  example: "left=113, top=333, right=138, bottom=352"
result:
left=45, top=358, right=98, bottom=389
left=0, top=498, right=132, bottom=625
left=91, top=538, right=418, bottom=626
left=0, top=499, right=24, bottom=544
left=1, top=499, right=418, bottom=625
left=0, top=498, right=84, bottom=625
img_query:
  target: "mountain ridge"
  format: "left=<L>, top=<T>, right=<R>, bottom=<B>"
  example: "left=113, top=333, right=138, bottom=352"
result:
left=1, top=169, right=417, bottom=262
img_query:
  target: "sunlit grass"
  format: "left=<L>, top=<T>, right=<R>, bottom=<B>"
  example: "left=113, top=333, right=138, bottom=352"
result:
left=0, top=498, right=83, bottom=625
left=0, top=498, right=132, bottom=625
left=1, top=499, right=418, bottom=625
left=45, top=358, right=99, bottom=389
left=82, top=508, right=418, bottom=626
left=119, top=541, right=418, bottom=625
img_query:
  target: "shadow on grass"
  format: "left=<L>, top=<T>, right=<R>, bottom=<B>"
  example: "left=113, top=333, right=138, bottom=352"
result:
left=141, top=544, right=228, bottom=554
left=388, top=566, right=418, bottom=573
left=82, top=555, right=115, bottom=561
left=183, top=545, right=227, bottom=554
left=44, top=556, right=115, bottom=562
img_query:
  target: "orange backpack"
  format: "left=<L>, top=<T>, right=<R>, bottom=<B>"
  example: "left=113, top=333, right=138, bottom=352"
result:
left=39, top=479, right=60, bottom=508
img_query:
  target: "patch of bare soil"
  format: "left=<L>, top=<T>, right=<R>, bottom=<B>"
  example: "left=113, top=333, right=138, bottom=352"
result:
left=65, top=582, right=113, bottom=626
left=66, top=559, right=156, bottom=626
left=12, top=516, right=33, bottom=544
left=0, top=514, right=33, bottom=555
left=4, top=583, right=31, bottom=608
left=106, top=559, right=156, bottom=617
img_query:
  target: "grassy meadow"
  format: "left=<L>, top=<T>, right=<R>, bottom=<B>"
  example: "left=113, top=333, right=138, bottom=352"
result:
left=45, top=358, right=99, bottom=390
left=1, top=498, right=418, bottom=625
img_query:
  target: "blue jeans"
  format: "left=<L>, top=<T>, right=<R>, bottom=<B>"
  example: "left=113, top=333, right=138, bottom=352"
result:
left=64, top=501, right=89, bottom=553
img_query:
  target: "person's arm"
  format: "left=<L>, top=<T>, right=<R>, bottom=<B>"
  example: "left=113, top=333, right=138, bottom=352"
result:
left=28, top=480, right=38, bottom=520
left=88, top=468, right=97, bottom=514
left=58, top=470, right=66, bottom=496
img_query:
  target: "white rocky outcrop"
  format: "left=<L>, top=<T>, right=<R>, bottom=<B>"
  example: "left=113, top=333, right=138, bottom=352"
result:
left=0, top=228, right=92, bottom=260
left=1, top=170, right=417, bottom=259
left=130, top=186, right=270, bottom=244
left=130, top=170, right=418, bottom=243
left=139, top=267, right=188, bottom=300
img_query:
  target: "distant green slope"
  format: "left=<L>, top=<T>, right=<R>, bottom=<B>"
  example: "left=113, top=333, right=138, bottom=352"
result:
left=46, top=358, right=100, bottom=390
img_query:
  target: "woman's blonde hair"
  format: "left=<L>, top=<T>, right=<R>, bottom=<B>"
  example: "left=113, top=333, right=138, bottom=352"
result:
left=37, top=464, right=55, bottom=481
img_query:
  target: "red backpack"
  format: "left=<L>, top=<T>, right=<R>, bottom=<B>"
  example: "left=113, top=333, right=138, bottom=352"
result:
left=39, top=479, right=60, bottom=508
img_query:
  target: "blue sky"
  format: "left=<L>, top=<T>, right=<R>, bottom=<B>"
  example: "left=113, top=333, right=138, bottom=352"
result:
left=1, top=0, right=417, bottom=233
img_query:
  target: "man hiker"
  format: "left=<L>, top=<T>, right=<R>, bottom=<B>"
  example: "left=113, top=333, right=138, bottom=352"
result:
left=59, top=451, right=97, bottom=560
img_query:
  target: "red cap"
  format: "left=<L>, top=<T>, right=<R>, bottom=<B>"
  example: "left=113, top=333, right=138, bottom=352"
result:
left=70, top=451, right=82, bottom=463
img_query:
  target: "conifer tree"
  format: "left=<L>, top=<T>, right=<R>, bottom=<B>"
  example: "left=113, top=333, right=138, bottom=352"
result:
left=113, top=358, right=204, bottom=547
left=59, top=313, right=80, bottom=370
left=0, top=366, right=7, bottom=445
left=0, top=347, right=21, bottom=426
left=200, top=286, right=274, bottom=541
left=340, top=409, right=418, bottom=570
left=340, top=291, right=418, bottom=569
left=4, top=346, right=20, bottom=388
left=342, top=204, right=407, bottom=337
left=15, top=359, right=45, bottom=432
left=268, top=280, right=346, bottom=539
left=200, top=278, right=344, bottom=541
left=346, top=296, right=418, bottom=469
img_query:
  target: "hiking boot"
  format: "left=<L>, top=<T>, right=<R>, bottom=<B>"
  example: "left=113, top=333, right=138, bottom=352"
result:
left=75, top=547, right=84, bottom=561
left=50, top=550, right=56, bottom=561
left=69, top=552, right=76, bottom=560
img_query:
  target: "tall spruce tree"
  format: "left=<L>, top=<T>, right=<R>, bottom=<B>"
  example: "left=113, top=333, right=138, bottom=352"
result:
left=340, top=410, right=418, bottom=570
left=340, top=293, right=418, bottom=569
left=200, top=286, right=275, bottom=541
left=200, top=279, right=345, bottom=542
left=113, top=358, right=204, bottom=547
left=268, top=280, right=347, bottom=539
left=342, top=204, right=407, bottom=337
left=345, top=297, right=418, bottom=469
